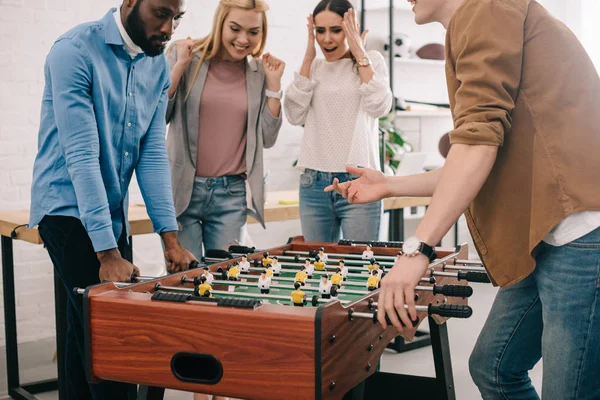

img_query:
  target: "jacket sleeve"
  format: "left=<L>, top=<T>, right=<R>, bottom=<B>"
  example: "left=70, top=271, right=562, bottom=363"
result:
left=165, top=45, right=179, bottom=124
left=447, top=0, right=526, bottom=147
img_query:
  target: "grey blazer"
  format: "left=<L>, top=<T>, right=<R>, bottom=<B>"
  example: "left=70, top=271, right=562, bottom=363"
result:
left=165, top=49, right=283, bottom=227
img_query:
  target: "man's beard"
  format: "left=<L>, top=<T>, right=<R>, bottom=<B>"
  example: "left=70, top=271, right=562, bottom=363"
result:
left=126, top=1, right=170, bottom=57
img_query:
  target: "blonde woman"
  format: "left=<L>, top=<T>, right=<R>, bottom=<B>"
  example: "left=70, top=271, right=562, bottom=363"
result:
left=166, top=0, right=284, bottom=263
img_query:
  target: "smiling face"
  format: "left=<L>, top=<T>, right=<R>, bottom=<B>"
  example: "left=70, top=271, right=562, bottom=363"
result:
left=219, top=7, right=263, bottom=62
left=314, top=10, right=350, bottom=62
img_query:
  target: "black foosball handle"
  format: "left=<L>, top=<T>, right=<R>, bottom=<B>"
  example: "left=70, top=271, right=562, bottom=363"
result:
left=228, top=245, right=256, bottom=254
left=428, top=304, right=473, bottom=319
left=434, top=284, right=474, bottom=298
left=189, top=260, right=201, bottom=269
left=458, top=271, right=491, bottom=283
left=376, top=312, right=419, bottom=327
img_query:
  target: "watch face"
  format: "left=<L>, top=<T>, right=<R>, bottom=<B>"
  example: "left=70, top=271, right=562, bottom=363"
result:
left=402, top=236, right=421, bottom=255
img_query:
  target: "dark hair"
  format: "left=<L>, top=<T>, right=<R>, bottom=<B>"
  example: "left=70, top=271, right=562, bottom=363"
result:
left=313, top=0, right=353, bottom=20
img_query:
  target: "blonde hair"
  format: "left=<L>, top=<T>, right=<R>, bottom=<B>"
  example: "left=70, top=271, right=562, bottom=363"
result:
left=169, top=0, right=269, bottom=101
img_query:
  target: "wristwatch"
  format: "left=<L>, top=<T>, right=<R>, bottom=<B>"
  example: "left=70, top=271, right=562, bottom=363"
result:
left=265, top=89, right=283, bottom=99
left=357, top=55, right=372, bottom=67
left=402, top=236, right=437, bottom=262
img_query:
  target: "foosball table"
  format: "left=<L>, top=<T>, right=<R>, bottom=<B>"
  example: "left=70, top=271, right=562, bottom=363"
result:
left=78, top=237, right=489, bottom=400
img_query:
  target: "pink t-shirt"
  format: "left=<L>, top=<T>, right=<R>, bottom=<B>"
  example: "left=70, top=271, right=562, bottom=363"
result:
left=196, top=57, right=248, bottom=178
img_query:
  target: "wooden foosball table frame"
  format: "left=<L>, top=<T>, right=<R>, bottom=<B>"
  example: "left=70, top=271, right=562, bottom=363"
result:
left=81, top=237, right=482, bottom=400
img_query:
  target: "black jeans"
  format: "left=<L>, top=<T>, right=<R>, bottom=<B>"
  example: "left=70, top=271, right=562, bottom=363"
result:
left=39, top=215, right=137, bottom=400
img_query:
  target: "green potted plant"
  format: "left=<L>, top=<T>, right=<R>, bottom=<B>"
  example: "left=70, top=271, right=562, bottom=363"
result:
left=379, top=111, right=413, bottom=175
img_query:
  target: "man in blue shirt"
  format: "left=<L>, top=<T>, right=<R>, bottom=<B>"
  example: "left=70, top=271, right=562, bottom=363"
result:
left=30, top=0, right=192, bottom=398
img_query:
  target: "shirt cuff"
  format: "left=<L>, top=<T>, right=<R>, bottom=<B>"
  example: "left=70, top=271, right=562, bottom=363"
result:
left=153, top=217, right=179, bottom=235
left=358, top=75, right=387, bottom=96
left=293, top=72, right=317, bottom=92
left=88, top=227, right=119, bottom=253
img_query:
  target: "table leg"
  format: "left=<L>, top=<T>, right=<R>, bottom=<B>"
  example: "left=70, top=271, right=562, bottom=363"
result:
left=54, top=269, right=67, bottom=400
left=2, top=235, right=58, bottom=400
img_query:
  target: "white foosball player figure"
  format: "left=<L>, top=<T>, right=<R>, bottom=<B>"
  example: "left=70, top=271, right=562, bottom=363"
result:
left=271, top=256, right=282, bottom=276
left=319, top=274, right=332, bottom=299
left=318, top=247, right=329, bottom=263
left=362, top=244, right=374, bottom=260
left=202, top=267, right=214, bottom=285
left=258, top=270, right=272, bottom=294
left=339, top=260, right=348, bottom=280
left=304, top=258, right=315, bottom=278
left=239, top=255, right=251, bottom=273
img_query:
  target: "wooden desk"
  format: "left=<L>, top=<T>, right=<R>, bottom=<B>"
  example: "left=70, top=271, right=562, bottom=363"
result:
left=1, top=192, right=431, bottom=242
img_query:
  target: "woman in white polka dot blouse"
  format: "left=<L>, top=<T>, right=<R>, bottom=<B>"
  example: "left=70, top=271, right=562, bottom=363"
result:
left=284, top=0, right=393, bottom=242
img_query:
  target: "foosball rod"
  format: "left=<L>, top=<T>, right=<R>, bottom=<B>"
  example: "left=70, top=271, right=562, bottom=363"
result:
left=273, top=258, right=485, bottom=273
left=234, top=273, right=439, bottom=287
left=282, top=249, right=482, bottom=266
left=351, top=303, right=473, bottom=325
left=128, top=272, right=439, bottom=288
left=154, top=283, right=353, bottom=305
left=180, top=276, right=473, bottom=298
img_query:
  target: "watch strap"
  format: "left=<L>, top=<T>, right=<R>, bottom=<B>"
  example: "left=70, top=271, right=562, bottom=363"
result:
left=420, top=242, right=437, bottom=262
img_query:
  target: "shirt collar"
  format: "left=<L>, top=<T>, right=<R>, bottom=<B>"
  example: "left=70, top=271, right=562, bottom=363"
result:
left=112, top=8, right=143, bottom=58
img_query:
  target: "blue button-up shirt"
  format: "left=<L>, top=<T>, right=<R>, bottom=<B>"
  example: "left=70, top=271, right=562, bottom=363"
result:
left=30, top=9, right=178, bottom=252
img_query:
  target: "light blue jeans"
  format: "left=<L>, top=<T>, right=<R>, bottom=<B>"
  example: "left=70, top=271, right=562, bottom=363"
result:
left=299, top=169, right=382, bottom=243
left=469, top=227, right=600, bottom=400
left=177, top=176, right=247, bottom=259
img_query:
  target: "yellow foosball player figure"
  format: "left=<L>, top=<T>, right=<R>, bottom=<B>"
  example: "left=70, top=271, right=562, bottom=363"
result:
left=367, top=258, right=377, bottom=272
left=331, top=268, right=344, bottom=288
left=304, top=258, right=315, bottom=278
left=319, top=274, right=332, bottom=299
left=227, top=262, right=241, bottom=281
left=295, top=266, right=308, bottom=286
left=367, top=270, right=380, bottom=291
left=262, top=252, right=273, bottom=267
left=313, top=255, right=326, bottom=271
left=202, top=266, right=214, bottom=285
left=265, top=264, right=274, bottom=278
left=196, top=276, right=212, bottom=298
left=362, top=244, right=374, bottom=260
left=258, top=270, right=272, bottom=294
left=271, top=256, right=281, bottom=276
left=318, top=247, right=328, bottom=263
left=291, top=282, right=306, bottom=307
left=339, top=260, right=348, bottom=281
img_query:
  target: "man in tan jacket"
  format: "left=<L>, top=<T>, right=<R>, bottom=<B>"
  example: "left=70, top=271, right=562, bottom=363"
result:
left=327, top=0, right=600, bottom=398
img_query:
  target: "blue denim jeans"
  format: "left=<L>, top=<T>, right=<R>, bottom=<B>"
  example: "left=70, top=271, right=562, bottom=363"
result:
left=469, top=227, right=600, bottom=400
left=299, top=169, right=382, bottom=242
left=178, top=175, right=247, bottom=259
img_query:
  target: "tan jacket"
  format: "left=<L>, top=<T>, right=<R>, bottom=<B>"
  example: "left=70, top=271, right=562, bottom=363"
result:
left=165, top=48, right=283, bottom=227
left=446, top=0, right=600, bottom=287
